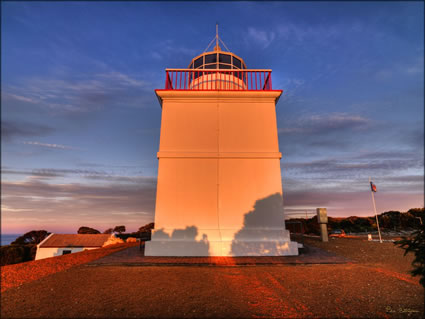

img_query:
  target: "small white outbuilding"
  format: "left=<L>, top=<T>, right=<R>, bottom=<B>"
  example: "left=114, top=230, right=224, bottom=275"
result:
left=35, top=233, right=114, bottom=260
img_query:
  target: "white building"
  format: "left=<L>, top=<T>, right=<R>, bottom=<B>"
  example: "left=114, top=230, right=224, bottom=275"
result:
left=35, top=233, right=113, bottom=260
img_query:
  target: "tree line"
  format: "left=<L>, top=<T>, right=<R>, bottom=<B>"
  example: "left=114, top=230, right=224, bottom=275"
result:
left=287, top=208, right=424, bottom=235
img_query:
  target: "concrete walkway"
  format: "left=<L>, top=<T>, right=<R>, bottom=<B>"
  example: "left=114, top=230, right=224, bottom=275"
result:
left=88, top=243, right=352, bottom=266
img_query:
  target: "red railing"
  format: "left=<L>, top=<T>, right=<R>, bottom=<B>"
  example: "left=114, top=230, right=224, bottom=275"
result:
left=163, top=69, right=273, bottom=91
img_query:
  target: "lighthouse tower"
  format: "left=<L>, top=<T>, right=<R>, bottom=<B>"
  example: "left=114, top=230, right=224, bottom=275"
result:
left=145, top=32, right=299, bottom=256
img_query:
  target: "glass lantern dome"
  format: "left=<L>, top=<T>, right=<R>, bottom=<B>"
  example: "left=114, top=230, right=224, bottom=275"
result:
left=188, top=44, right=247, bottom=70
left=181, top=27, right=252, bottom=90
left=186, top=43, right=248, bottom=90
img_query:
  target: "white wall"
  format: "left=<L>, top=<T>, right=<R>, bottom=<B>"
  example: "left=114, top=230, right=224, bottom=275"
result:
left=35, top=247, right=98, bottom=260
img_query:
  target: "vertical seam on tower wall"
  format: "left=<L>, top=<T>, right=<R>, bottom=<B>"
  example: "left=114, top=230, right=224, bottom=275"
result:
left=217, top=100, right=222, bottom=247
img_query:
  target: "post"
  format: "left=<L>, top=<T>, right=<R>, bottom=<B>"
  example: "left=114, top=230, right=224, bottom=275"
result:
left=369, top=177, right=382, bottom=243
left=317, top=208, right=328, bottom=242
left=216, top=23, right=219, bottom=47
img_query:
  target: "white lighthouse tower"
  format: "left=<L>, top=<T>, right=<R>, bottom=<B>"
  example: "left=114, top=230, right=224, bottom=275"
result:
left=145, top=32, right=299, bottom=256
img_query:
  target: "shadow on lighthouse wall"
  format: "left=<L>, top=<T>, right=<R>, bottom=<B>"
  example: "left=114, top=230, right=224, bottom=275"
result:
left=230, top=193, right=289, bottom=256
left=151, top=226, right=210, bottom=256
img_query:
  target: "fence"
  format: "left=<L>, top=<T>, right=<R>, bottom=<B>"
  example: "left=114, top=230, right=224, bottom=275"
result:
left=163, top=69, right=273, bottom=91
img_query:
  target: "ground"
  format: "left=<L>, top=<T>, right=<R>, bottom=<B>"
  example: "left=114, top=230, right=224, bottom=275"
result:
left=1, top=237, right=423, bottom=318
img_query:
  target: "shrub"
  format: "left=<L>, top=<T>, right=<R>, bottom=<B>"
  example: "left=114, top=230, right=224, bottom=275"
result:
left=0, top=244, right=37, bottom=266
left=103, top=228, right=114, bottom=234
left=77, top=226, right=100, bottom=234
left=11, top=230, right=50, bottom=245
left=395, top=223, right=425, bottom=288
left=113, top=225, right=126, bottom=234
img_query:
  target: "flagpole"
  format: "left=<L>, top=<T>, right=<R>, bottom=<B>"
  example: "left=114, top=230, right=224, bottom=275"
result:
left=369, top=177, right=382, bottom=243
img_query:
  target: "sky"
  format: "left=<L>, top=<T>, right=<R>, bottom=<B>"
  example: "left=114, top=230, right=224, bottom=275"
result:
left=1, top=2, right=424, bottom=234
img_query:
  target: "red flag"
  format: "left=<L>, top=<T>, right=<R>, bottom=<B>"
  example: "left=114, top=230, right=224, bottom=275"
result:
left=370, top=182, right=377, bottom=192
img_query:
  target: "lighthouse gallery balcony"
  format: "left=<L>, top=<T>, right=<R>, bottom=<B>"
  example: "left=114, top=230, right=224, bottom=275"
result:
left=158, top=49, right=276, bottom=91
left=161, top=68, right=274, bottom=91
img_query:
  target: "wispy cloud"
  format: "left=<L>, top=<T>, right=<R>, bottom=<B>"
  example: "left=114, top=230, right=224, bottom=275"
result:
left=150, top=39, right=198, bottom=61
left=245, top=22, right=342, bottom=51
left=247, top=27, right=276, bottom=49
left=2, top=93, right=37, bottom=104
left=22, top=141, right=76, bottom=150
left=1, top=166, right=155, bottom=184
left=276, top=23, right=341, bottom=44
left=2, top=178, right=156, bottom=233
left=150, top=51, right=162, bottom=60
left=279, top=113, right=370, bottom=135
left=283, top=157, right=424, bottom=177
left=96, top=72, right=147, bottom=87
left=1, top=169, right=64, bottom=178
left=404, top=56, right=424, bottom=75
left=373, top=56, right=424, bottom=80
left=1, top=120, right=54, bottom=142
left=3, top=70, right=157, bottom=116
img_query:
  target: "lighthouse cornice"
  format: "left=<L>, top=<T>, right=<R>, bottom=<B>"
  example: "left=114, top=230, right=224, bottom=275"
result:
left=155, top=89, right=283, bottom=106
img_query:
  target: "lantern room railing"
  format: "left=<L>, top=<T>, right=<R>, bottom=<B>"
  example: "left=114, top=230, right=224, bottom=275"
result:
left=163, top=69, right=273, bottom=91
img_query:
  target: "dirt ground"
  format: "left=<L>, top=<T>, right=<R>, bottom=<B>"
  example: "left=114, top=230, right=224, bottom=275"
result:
left=1, top=237, right=424, bottom=319
left=1, top=242, right=137, bottom=292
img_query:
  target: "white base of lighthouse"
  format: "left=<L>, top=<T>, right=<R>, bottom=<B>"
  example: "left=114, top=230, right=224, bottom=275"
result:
left=145, top=229, right=299, bottom=257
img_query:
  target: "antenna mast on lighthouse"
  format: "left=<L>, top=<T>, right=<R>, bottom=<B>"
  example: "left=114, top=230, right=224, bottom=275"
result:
left=203, top=24, right=230, bottom=53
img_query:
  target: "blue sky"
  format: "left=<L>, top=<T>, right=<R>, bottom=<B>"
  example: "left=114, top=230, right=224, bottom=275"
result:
left=2, top=2, right=424, bottom=234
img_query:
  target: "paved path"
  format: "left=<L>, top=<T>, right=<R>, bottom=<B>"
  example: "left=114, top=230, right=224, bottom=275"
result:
left=88, top=244, right=351, bottom=266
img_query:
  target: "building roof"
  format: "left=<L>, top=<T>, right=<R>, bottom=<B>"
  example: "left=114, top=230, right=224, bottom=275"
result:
left=39, top=234, right=112, bottom=248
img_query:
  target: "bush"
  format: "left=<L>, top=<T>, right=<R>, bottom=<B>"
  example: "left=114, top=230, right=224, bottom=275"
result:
left=103, top=228, right=114, bottom=234
left=113, top=225, right=126, bottom=234
left=114, top=223, right=154, bottom=241
left=12, top=230, right=50, bottom=245
left=77, top=226, right=100, bottom=234
left=395, top=223, right=425, bottom=288
left=0, top=244, right=37, bottom=266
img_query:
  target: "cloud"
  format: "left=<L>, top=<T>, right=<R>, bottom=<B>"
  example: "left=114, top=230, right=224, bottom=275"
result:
left=22, top=141, right=76, bottom=150
left=96, top=72, right=147, bottom=87
left=1, top=178, right=157, bottom=233
left=406, top=66, right=423, bottom=74
left=404, top=56, right=424, bottom=75
left=247, top=27, right=276, bottom=49
left=1, top=166, right=154, bottom=184
left=151, top=52, right=162, bottom=60
left=2, top=93, right=37, bottom=104
left=281, top=146, right=424, bottom=213
left=371, top=56, right=424, bottom=80
left=2, top=170, right=422, bottom=233
left=399, top=127, right=424, bottom=149
left=349, top=150, right=418, bottom=160
left=1, top=120, right=54, bottom=142
left=279, top=113, right=370, bottom=135
left=150, top=39, right=198, bottom=61
left=276, top=23, right=341, bottom=45
left=1, top=169, right=64, bottom=178
left=283, top=158, right=424, bottom=175
left=275, top=112, right=392, bottom=155
left=374, top=69, right=393, bottom=81
left=2, top=70, right=158, bottom=118
left=84, top=175, right=156, bottom=184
